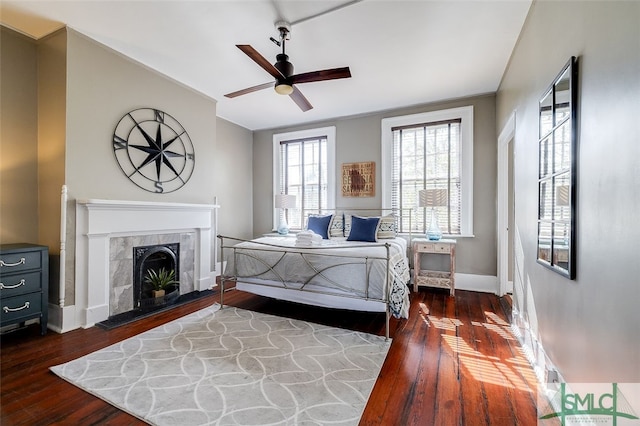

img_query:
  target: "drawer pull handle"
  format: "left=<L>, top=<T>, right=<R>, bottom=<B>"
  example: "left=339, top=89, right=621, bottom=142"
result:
left=3, top=301, right=30, bottom=313
left=0, top=279, right=26, bottom=290
left=0, top=258, right=26, bottom=268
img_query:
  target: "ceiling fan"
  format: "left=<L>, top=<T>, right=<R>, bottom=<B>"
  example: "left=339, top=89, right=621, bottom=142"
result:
left=224, top=22, right=352, bottom=112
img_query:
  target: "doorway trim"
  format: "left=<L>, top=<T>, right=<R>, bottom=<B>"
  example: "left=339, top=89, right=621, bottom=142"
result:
left=497, top=111, right=516, bottom=296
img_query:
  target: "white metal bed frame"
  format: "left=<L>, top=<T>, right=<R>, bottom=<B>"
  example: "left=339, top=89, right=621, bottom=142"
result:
left=218, top=209, right=412, bottom=339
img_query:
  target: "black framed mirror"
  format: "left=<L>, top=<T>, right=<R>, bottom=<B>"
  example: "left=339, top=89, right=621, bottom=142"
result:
left=537, top=56, right=577, bottom=279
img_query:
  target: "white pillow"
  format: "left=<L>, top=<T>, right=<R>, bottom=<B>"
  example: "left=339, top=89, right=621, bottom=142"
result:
left=329, top=212, right=344, bottom=238
left=376, top=214, right=397, bottom=239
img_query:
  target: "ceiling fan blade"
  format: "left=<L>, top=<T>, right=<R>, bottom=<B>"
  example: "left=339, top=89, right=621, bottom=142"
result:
left=289, top=87, right=313, bottom=112
left=224, top=81, right=273, bottom=98
left=291, top=67, right=351, bottom=85
left=236, top=45, right=284, bottom=80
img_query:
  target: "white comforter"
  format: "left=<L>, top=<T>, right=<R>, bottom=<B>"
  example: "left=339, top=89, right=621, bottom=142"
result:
left=224, top=236, right=410, bottom=318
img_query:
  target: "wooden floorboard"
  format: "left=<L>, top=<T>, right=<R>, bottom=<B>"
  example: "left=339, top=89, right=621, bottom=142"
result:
left=1, top=287, right=538, bottom=425
left=457, top=291, right=491, bottom=426
left=404, top=291, right=441, bottom=425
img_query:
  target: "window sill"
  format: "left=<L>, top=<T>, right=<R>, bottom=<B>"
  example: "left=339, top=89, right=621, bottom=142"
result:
left=400, top=233, right=475, bottom=239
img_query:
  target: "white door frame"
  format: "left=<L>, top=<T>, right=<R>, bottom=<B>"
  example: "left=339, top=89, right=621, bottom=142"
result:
left=497, top=111, right=516, bottom=296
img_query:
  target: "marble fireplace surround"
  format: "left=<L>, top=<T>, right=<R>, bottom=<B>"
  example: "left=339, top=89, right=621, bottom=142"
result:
left=75, top=199, right=219, bottom=328
left=110, top=235, right=192, bottom=317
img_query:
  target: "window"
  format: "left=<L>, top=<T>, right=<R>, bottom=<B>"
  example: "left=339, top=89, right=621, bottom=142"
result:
left=273, top=127, right=336, bottom=231
left=381, top=107, right=474, bottom=236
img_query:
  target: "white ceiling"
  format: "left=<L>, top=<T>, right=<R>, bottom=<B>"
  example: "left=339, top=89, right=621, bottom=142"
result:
left=1, top=0, right=531, bottom=131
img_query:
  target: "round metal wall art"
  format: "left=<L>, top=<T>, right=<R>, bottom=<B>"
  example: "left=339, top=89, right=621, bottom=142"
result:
left=112, top=108, right=195, bottom=193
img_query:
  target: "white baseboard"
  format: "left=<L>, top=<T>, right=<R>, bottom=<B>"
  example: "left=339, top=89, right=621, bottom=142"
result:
left=455, top=273, right=498, bottom=294
left=48, top=303, right=80, bottom=333
left=84, top=303, right=110, bottom=328
left=195, top=276, right=213, bottom=292
left=48, top=272, right=497, bottom=331
left=507, top=280, right=514, bottom=294
left=511, top=306, right=565, bottom=397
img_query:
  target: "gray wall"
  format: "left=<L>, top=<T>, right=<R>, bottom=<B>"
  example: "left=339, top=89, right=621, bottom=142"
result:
left=215, top=118, right=254, bottom=241
left=0, top=27, right=39, bottom=244
left=253, top=94, right=498, bottom=276
left=496, top=1, right=640, bottom=382
left=65, top=29, right=218, bottom=204
left=1, top=27, right=254, bottom=312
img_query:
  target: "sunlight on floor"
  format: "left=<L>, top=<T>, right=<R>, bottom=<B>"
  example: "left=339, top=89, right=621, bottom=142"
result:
left=484, top=311, right=509, bottom=326
left=423, top=307, right=538, bottom=393
left=429, top=316, right=464, bottom=331
left=418, top=302, right=430, bottom=326
left=481, top=322, right=516, bottom=340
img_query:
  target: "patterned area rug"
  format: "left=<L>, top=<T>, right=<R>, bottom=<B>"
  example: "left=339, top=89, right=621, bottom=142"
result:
left=50, top=304, right=390, bottom=425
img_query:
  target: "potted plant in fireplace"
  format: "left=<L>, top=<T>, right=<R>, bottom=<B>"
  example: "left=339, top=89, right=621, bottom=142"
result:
left=144, top=267, right=178, bottom=299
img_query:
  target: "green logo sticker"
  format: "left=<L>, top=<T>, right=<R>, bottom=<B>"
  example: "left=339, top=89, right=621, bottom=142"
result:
left=539, top=383, right=639, bottom=425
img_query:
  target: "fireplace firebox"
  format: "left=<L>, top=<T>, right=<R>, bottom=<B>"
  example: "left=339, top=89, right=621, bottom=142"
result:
left=133, top=243, right=180, bottom=311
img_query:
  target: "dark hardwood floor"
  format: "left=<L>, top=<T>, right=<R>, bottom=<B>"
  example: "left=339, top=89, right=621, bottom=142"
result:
left=1, top=287, right=538, bottom=425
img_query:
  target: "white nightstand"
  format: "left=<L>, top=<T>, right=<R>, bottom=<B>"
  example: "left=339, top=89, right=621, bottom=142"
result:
left=412, top=238, right=456, bottom=295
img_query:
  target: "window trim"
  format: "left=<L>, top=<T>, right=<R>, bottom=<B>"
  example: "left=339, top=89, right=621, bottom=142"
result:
left=272, top=126, right=336, bottom=231
left=381, top=106, right=474, bottom=237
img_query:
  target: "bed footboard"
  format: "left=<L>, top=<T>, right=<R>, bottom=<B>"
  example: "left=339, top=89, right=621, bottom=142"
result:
left=218, top=235, right=409, bottom=339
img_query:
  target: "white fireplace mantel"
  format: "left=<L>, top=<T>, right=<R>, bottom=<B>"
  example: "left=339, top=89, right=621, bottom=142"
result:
left=75, top=199, right=219, bottom=328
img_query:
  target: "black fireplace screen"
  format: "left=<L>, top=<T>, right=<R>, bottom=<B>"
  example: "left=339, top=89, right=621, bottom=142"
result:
left=133, top=243, right=180, bottom=310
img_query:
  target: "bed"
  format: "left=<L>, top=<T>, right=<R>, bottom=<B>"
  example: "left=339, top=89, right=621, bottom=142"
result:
left=218, top=210, right=412, bottom=338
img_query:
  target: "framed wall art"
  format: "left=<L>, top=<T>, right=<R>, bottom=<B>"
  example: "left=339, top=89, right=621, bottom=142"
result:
left=342, top=161, right=375, bottom=197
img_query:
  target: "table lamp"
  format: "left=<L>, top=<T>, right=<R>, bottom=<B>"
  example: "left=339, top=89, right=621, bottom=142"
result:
left=275, top=194, right=297, bottom=235
left=419, top=188, right=448, bottom=241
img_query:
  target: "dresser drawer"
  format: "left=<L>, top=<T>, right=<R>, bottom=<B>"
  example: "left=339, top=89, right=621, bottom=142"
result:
left=0, top=244, right=48, bottom=334
left=0, top=250, right=42, bottom=274
left=1, top=292, right=42, bottom=325
left=0, top=271, right=43, bottom=297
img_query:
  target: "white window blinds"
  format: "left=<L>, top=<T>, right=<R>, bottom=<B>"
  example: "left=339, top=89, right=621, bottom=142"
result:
left=391, top=119, right=462, bottom=235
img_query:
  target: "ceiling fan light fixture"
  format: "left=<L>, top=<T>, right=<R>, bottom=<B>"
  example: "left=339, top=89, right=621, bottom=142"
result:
left=225, top=22, right=351, bottom=111
left=275, top=83, right=294, bottom=95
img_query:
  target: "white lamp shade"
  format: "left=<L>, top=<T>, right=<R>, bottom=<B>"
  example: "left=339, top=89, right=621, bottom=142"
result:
left=275, top=194, right=297, bottom=209
left=418, top=189, right=448, bottom=207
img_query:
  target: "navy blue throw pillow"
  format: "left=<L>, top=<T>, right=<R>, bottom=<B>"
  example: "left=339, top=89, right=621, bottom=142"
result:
left=307, top=214, right=333, bottom=239
left=347, top=216, right=380, bottom=242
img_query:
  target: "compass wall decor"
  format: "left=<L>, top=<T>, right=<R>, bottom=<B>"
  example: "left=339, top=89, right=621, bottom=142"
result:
left=112, top=108, right=195, bottom=193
